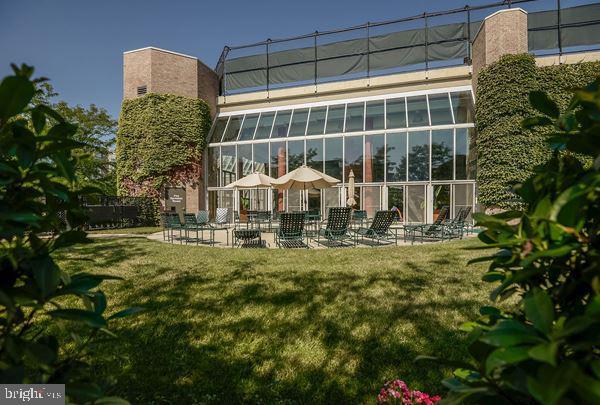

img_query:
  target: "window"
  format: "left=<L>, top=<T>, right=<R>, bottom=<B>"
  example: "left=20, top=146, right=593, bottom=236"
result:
left=271, top=110, right=292, bottom=138
left=207, top=147, right=219, bottom=187
left=365, top=100, right=385, bottom=130
left=362, top=186, right=381, bottom=218
left=288, top=140, right=305, bottom=171
left=253, top=143, right=269, bottom=174
left=289, top=109, right=309, bottom=137
left=237, top=144, right=252, bottom=177
left=386, top=98, right=406, bottom=129
left=431, top=129, right=453, bottom=180
left=325, top=105, right=345, bottom=134
left=222, top=116, right=243, bottom=142
left=344, top=136, right=363, bottom=183
left=451, top=91, right=474, bottom=123
left=406, top=185, right=426, bottom=222
left=364, top=134, right=385, bottom=182
left=386, top=132, right=407, bottom=182
left=455, top=128, right=469, bottom=179
left=387, top=185, right=404, bottom=221
left=345, top=102, right=364, bottom=132
left=220, top=145, right=236, bottom=186
left=407, top=96, right=429, bottom=127
left=428, top=93, right=453, bottom=126
left=238, top=114, right=259, bottom=141
left=324, top=137, right=343, bottom=180
left=408, top=131, right=429, bottom=181
left=137, top=85, right=147, bottom=96
left=306, top=106, right=327, bottom=135
left=270, top=142, right=286, bottom=178
left=211, top=117, right=229, bottom=143
left=254, top=112, right=275, bottom=139
left=306, top=138, right=323, bottom=171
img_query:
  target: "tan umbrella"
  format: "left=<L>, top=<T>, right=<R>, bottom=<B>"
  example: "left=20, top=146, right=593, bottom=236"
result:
left=346, top=169, right=356, bottom=208
left=271, top=165, right=340, bottom=210
left=225, top=172, right=275, bottom=210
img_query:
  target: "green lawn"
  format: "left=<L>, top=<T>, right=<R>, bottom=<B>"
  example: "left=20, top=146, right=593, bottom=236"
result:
left=54, top=237, right=493, bottom=404
left=86, top=226, right=161, bottom=235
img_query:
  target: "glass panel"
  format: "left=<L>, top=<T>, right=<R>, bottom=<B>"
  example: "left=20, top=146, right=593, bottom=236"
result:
left=239, top=189, right=251, bottom=218
left=238, top=114, right=259, bottom=140
left=208, top=190, right=217, bottom=220
left=433, top=184, right=451, bottom=221
left=364, top=134, right=385, bottom=182
left=345, top=102, right=364, bottom=132
left=307, top=189, right=321, bottom=213
left=207, top=147, right=219, bottom=187
left=273, top=189, right=285, bottom=213
left=406, top=185, right=425, bottom=223
left=254, top=112, right=275, bottom=139
left=386, top=98, right=406, bottom=129
left=407, top=95, right=429, bottom=127
left=306, top=106, right=327, bottom=135
left=222, top=115, right=243, bottom=142
left=387, top=185, right=404, bottom=222
left=288, top=190, right=302, bottom=212
left=325, top=105, right=345, bottom=134
left=450, top=91, right=474, bottom=124
left=453, top=184, right=474, bottom=223
left=365, top=100, right=385, bottom=131
left=271, top=110, right=292, bottom=138
left=288, top=108, right=309, bottom=137
left=323, top=188, right=340, bottom=219
left=219, top=190, right=234, bottom=217
left=270, top=141, right=287, bottom=178
left=288, top=140, right=305, bottom=171
left=237, top=144, right=252, bottom=178
left=431, top=129, right=454, bottom=180
left=250, top=189, right=269, bottom=211
left=324, top=137, right=343, bottom=181
left=428, top=93, right=453, bottom=126
left=468, top=128, right=476, bottom=180
left=348, top=185, right=361, bottom=210
left=344, top=136, right=363, bottom=183
left=211, top=117, right=229, bottom=142
left=362, top=186, right=380, bottom=218
left=408, top=131, right=430, bottom=181
left=253, top=143, right=269, bottom=174
left=306, top=138, right=323, bottom=171
left=455, top=128, right=469, bottom=180
left=220, top=145, right=236, bottom=186
left=386, top=132, right=407, bottom=182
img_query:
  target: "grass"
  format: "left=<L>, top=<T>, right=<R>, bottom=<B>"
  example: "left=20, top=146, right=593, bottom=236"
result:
left=54, top=237, right=494, bottom=404
left=86, top=226, right=161, bottom=235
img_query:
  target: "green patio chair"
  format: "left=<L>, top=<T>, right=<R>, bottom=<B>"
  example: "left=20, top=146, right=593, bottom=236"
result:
left=275, top=212, right=308, bottom=248
left=353, top=210, right=397, bottom=246
left=316, top=207, right=353, bottom=247
left=192, top=211, right=215, bottom=245
left=165, top=212, right=184, bottom=244
left=404, top=206, right=450, bottom=244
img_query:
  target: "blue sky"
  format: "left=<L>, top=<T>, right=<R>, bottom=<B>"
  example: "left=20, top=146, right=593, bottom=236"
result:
left=0, top=0, right=563, bottom=119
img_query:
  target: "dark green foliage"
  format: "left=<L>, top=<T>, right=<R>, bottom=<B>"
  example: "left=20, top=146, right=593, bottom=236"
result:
left=476, top=53, right=600, bottom=208
left=0, top=64, right=141, bottom=402
left=425, top=81, right=600, bottom=404
left=116, top=93, right=211, bottom=198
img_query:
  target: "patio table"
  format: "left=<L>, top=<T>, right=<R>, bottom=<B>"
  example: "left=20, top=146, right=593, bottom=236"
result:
left=233, top=228, right=264, bottom=248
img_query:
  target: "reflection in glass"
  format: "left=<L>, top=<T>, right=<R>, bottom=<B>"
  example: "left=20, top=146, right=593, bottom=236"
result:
left=364, top=134, right=385, bottom=182
left=271, top=110, right=292, bottom=138
left=362, top=186, right=381, bottom=218
left=386, top=132, right=407, bottom=182
left=288, top=108, right=309, bottom=137
left=211, top=117, right=229, bottom=142
left=287, top=189, right=302, bottom=212
left=366, top=100, right=385, bottom=131
left=431, top=129, right=454, bottom=180
left=345, top=102, right=364, bottom=132
left=222, top=115, right=243, bottom=142
left=344, top=136, right=363, bottom=183
left=406, top=185, right=425, bottom=223
left=323, top=188, right=339, bottom=219
left=325, top=105, right=345, bottom=134
left=451, top=92, right=474, bottom=123
left=253, top=143, right=269, bottom=174
left=407, top=96, right=429, bottom=127
left=254, top=112, right=275, bottom=139
left=238, top=114, right=259, bottom=140
left=220, top=145, right=236, bottom=186
left=387, top=186, right=404, bottom=222
left=306, top=106, right=327, bottom=135
left=453, top=183, right=474, bottom=222
left=324, top=137, right=343, bottom=181
left=307, top=189, right=321, bottom=212
left=433, top=184, right=451, bottom=221
left=270, top=141, right=286, bottom=178
left=288, top=140, right=304, bottom=171
left=237, top=144, right=252, bottom=178
left=386, top=98, right=406, bottom=129
left=428, top=94, right=453, bottom=125
left=455, top=128, right=469, bottom=180
left=408, top=131, right=430, bottom=181
left=306, top=138, right=323, bottom=171
left=207, top=147, right=219, bottom=187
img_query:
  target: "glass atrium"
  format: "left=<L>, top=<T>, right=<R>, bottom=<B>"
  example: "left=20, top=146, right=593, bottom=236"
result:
left=206, top=87, right=476, bottom=223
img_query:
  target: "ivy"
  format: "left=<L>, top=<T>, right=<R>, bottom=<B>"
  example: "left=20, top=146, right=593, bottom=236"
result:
left=475, top=54, right=600, bottom=209
left=116, top=93, right=211, bottom=199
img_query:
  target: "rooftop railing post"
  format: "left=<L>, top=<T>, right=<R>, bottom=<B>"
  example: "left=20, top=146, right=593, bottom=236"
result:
left=314, top=31, right=318, bottom=89
left=424, top=13, right=429, bottom=71
left=266, top=39, right=271, bottom=95
left=557, top=0, right=563, bottom=56
left=366, top=22, right=371, bottom=80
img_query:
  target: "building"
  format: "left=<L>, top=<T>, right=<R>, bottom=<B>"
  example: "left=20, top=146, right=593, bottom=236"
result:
left=121, top=0, right=600, bottom=222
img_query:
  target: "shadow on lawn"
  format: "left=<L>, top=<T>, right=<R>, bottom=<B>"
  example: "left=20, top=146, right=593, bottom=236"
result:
left=80, top=243, right=485, bottom=404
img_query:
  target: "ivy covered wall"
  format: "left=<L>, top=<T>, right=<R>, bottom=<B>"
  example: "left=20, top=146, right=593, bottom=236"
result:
left=475, top=54, right=600, bottom=209
left=116, top=93, right=211, bottom=200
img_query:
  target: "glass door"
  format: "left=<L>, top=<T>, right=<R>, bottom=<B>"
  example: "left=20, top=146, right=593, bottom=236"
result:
left=387, top=186, right=404, bottom=222
left=406, top=185, right=426, bottom=223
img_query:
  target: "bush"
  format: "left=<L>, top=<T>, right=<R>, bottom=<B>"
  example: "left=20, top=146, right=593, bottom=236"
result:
left=0, top=64, right=142, bottom=402
left=420, top=79, right=600, bottom=404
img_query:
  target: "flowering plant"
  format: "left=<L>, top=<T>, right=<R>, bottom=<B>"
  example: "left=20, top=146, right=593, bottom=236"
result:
left=377, top=380, right=441, bottom=404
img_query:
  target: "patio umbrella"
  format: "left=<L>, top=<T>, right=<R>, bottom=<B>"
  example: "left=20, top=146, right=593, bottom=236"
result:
left=271, top=165, right=340, bottom=210
left=346, top=169, right=356, bottom=208
left=225, top=172, right=276, bottom=208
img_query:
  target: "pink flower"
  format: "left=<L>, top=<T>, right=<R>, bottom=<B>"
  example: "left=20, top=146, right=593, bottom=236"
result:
left=376, top=380, right=441, bottom=405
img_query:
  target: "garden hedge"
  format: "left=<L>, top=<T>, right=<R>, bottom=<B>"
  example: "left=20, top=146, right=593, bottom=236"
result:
left=475, top=54, right=599, bottom=208
left=116, top=93, right=211, bottom=199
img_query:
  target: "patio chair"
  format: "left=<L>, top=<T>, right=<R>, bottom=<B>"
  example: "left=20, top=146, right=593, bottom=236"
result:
left=316, top=207, right=354, bottom=247
left=165, top=212, right=184, bottom=243
left=232, top=227, right=264, bottom=248
left=353, top=210, right=398, bottom=246
left=404, top=206, right=451, bottom=245
left=182, top=213, right=215, bottom=245
left=212, top=207, right=230, bottom=246
left=443, top=207, right=472, bottom=240
left=274, top=212, right=308, bottom=248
